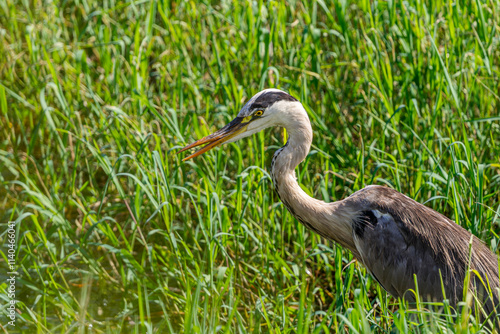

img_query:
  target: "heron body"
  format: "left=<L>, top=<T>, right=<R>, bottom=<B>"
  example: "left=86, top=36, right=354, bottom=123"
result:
left=180, top=89, right=499, bottom=311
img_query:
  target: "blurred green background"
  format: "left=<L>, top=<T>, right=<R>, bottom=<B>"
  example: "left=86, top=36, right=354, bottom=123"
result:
left=1, top=0, right=500, bottom=332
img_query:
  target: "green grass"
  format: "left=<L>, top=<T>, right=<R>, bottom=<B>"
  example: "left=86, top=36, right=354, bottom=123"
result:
left=1, top=0, right=500, bottom=332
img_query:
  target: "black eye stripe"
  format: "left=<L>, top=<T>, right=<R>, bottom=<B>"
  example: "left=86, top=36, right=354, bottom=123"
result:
left=249, top=91, right=297, bottom=110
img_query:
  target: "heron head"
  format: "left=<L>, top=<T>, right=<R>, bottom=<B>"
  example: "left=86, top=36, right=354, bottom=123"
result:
left=179, top=89, right=300, bottom=160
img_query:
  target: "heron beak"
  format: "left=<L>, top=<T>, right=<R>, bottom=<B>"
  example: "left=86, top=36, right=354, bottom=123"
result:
left=178, top=117, right=249, bottom=161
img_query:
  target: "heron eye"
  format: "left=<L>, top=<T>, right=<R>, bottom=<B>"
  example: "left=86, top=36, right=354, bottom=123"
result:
left=254, top=110, right=263, bottom=117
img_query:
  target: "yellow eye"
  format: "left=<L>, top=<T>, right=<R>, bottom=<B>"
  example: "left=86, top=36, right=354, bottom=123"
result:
left=255, top=110, right=263, bottom=117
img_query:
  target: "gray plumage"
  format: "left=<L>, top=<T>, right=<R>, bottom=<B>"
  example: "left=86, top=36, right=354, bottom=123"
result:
left=180, top=89, right=500, bottom=314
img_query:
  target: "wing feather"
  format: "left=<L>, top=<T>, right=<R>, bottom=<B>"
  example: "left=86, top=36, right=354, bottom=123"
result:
left=345, top=185, right=499, bottom=305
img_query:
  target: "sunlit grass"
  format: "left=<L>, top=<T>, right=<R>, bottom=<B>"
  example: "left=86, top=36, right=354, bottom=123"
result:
left=1, top=0, right=500, bottom=332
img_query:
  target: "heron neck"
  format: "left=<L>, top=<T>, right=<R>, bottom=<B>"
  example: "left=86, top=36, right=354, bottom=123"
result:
left=271, top=112, right=356, bottom=249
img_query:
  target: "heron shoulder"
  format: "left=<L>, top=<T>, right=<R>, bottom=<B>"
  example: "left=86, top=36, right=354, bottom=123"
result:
left=343, top=185, right=498, bottom=292
left=345, top=185, right=471, bottom=243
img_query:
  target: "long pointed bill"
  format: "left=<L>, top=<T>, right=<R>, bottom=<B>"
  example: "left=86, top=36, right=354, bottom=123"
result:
left=178, top=117, right=248, bottom=161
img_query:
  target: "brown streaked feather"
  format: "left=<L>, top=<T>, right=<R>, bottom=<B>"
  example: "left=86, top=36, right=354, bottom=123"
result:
left=345, top=185, right=499, bottom=306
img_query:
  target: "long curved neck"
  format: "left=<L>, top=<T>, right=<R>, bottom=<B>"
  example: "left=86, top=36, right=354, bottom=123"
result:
left=271, top=106, right=356, bottom=250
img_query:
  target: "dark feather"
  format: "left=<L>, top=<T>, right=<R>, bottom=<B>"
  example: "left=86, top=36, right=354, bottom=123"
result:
left=346, top=185, right=499, bottom=307
left=250, top=91, right=297, bottom=110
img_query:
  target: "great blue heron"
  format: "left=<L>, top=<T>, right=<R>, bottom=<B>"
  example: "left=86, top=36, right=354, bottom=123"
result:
left=179, top=89, right=499, bottom=315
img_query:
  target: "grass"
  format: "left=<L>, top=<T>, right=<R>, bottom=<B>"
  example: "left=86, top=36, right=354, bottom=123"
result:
left=1, top=0, right=500, bottom=332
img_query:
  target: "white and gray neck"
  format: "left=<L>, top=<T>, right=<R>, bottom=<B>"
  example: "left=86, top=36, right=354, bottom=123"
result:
left=270, top=102, right=356, bottom=250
